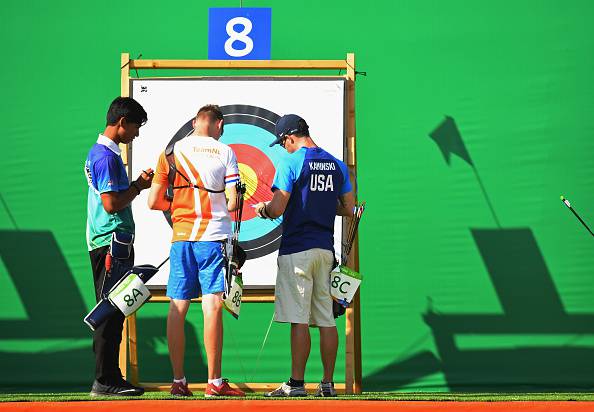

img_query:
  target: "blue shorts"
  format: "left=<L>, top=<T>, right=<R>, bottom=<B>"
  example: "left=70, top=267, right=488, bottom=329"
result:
left=167, top=241, right=225, bottom=300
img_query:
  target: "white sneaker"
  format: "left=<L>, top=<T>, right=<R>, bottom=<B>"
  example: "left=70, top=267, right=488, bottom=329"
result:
left=265, top=382, right=307, bottom=397
left=315, top=381, right=337, bottom=397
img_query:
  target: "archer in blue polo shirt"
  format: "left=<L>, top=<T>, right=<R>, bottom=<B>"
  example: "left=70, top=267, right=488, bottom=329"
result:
left=253, top=114, right=355, bottom=398
left=84, top=97, right=153, bottom=397
left=85, top=136, right=135, bottom=250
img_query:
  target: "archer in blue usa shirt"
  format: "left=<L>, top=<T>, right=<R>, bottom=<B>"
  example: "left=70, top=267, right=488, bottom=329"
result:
left=271, top=146, right=352, bottom=256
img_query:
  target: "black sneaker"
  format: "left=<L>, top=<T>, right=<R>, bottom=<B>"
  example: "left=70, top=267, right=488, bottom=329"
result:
left=90, top=377, right=145, bottom=397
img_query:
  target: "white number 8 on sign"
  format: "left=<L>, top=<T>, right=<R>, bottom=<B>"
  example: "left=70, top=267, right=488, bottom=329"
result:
left=225, top=17, right=254, bottom=57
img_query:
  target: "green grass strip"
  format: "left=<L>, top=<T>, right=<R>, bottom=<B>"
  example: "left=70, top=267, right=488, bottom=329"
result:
left=1, top=392, right=594, bottom=403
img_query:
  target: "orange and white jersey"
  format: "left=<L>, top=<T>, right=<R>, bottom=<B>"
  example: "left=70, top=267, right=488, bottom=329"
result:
left=154, top=135, right=240, bottom=243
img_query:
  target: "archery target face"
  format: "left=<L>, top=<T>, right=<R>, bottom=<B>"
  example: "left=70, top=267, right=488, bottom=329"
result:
left=130, top=78, right=346, bottom=288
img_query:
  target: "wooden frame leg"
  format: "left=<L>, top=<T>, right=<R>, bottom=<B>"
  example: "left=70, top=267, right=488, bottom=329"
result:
left=353, top=290, right=362, bottom=394
left=345, top=291, right=362, bottom=394
left=345, top=303, right=355, bottom=394
left=129, top=313, right=139, bottom=385
left=119, top=317, right=128, bottom=379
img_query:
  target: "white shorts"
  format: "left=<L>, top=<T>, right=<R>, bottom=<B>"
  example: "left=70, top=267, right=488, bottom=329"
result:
left=274, top=248, right=336, bottom=327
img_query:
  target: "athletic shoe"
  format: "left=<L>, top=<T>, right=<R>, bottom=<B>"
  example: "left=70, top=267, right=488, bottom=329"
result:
left=90, top=377, right=144, bottom=397
left=170, top=380, right=193, bottom=397
left=315, top=381, right=337, bottom=397
left=265, top=382, right=308, bottom=397
left=204, top=379, right=245, bottom=397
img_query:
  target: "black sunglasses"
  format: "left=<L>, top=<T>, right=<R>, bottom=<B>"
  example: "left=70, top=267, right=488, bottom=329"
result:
left=278, top=128, right=298, bottom=148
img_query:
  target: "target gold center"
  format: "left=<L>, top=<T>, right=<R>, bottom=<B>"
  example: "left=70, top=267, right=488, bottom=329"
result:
left=238, top=162, right=258, bottom=200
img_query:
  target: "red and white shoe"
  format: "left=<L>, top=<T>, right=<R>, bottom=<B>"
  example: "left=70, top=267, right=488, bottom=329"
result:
left=205, top=379, right=245, bottom=397
left=170, top=380, right=193, bottom=397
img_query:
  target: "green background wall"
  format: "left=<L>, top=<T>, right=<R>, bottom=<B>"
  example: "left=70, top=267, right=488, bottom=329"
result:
left=1, top=0, right=594, bottom=391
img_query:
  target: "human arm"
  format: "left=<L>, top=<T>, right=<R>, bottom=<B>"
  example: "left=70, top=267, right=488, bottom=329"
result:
left=99, top=165, right=153, bottom=214
left=335, top=163, right=355, bottom=217
left=253, top=154, right=296, bottom=219
left=147, top=153, right=171, bottom=211
left=147, top=181, right=171, bottom=211
left=336, top=190, right=355, bottom=217
left=226, top=183, right=239, bottom=212
left=254, top=188, right=291, bottom=219
left=224, top=149, right=241, bottom=212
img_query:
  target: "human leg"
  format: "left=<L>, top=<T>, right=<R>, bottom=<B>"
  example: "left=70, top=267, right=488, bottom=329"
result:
left=166, top=241, right=200, bottom=392
left=196, top=241, right=244, bottom=397
left=291, top=323, right=311, bottom=381
left=201, top=292, right=223, bottom=380
left=309, top=249, right=337, bottom=384
left=266, top=251, right=314, bottom=397
left=319, top=326, right=338, bottom=382
left=90, top=246, right=135, bottom=382
left=89, top=246, right=142, bottom=396
left=167, top=299, right=191, bottom=380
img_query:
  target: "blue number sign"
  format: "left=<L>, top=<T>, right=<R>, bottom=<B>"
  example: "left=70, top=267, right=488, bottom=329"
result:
left=208, top=8, right=271, bottom=60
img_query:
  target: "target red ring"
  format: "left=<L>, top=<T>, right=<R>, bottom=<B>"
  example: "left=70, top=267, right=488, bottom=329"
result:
left=229, top=143, right=275, bottom=221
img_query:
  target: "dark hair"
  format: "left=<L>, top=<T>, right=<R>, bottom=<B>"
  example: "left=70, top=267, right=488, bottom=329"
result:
left=293, top=119, right=310, bottom=137
left=106, top=97, right=148, bottom=126
left=196, top=104, right=224, bottom=123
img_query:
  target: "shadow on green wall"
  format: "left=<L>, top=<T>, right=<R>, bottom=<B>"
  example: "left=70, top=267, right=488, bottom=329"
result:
left=425, top=228, right=594, bottom=391
left=0, top=230, right=207, bottom=390
left=364, top=228, right=594, bottom=391
left=134, top=316, right=208, bottom=384
left=364, top=119, right=594, bottom=392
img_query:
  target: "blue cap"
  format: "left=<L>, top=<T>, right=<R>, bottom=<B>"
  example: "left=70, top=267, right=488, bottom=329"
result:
left=269, top=114, right=308, bottom=147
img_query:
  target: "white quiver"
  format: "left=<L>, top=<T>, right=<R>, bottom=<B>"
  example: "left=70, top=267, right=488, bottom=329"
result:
left=330, top=265, right=362, bottom=307
left=223, top=236, right=244, bottom=319
left=223, top=272, right=244, bottom=319
left=84, top=264, right=161, bottom=331
left=332, top=202, right=366, bottom=309
left=222, top=182, right=247, bottom=319
left=108, top=271, right=151, bottom=316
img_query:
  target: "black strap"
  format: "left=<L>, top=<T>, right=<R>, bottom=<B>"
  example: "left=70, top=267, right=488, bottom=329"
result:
left=165, top=142, right=226, bottom=198
left=224, top=182, right=247, bottom=297
left=165, top=141, right=176, bottom=200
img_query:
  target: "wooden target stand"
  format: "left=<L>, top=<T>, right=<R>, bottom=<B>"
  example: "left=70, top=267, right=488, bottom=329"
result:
left=117, top=53, right=362, bottom=394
